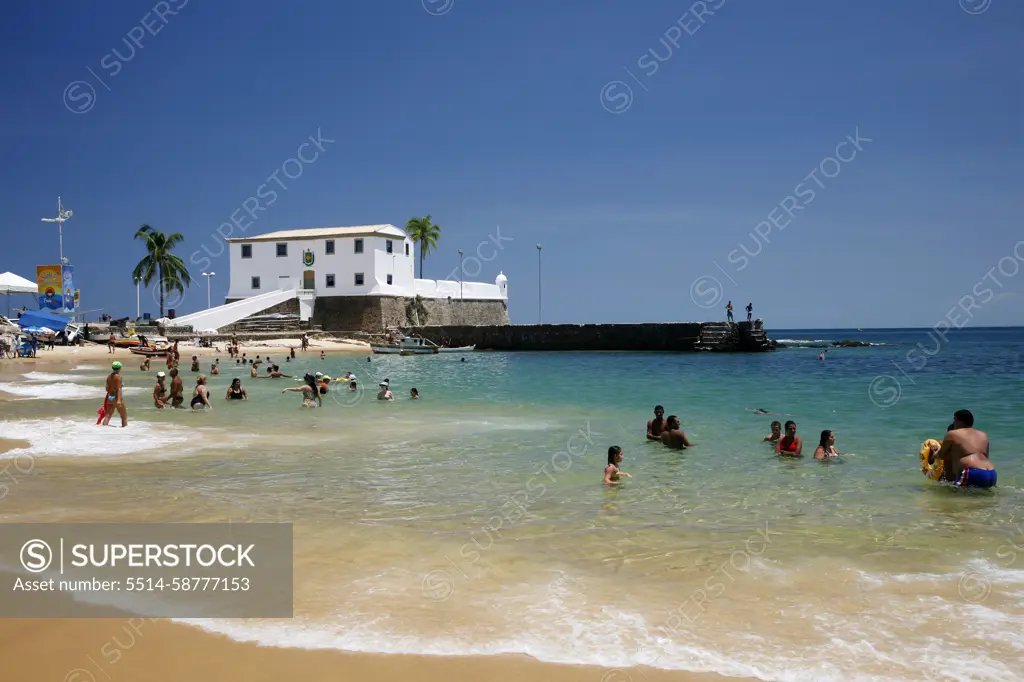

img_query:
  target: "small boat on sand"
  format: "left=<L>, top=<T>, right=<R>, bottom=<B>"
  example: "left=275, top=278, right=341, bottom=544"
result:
left=129, top=346, right=169, bottom=357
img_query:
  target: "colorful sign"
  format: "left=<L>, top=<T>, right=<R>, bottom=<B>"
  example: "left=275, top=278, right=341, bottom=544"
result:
left=74, top=289, right=80, bottom=307
left=61, top=265, right=76, bottom=312
left=302, top=249, right=314, bottom=266
left=36, top=265, right=62, bottom=311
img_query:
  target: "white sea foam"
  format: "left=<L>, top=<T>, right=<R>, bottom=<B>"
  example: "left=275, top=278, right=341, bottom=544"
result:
left=73, top=364, right=102, bottom=371
left=166, top=565, right=1022, bottom=682
left=0, top=382, right=143, bottom=400
left=20, top=371, right=84, bottom=382
left=0, top=418, right=207, bottom=460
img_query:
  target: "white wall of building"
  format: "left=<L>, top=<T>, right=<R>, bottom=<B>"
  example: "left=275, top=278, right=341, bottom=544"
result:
left=226, top=234, right=414, bottom=299
left=225, top=231, right=507, bottom=302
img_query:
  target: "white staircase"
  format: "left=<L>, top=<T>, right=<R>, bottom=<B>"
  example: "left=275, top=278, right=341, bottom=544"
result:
left=168, top=288, right=303, bottom=332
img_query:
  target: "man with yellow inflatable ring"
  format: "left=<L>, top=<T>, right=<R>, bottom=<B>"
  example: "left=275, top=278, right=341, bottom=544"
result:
left=924, top=411, right=996, bottom=489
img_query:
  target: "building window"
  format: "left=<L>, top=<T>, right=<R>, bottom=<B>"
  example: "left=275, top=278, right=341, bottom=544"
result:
left=276, top=243, right=288, bottom=257
left=325, top=240, right=335, bottom=255
left=405, top=242, right=410, bottom=256
left=251, top=276, right=261, bottom=290
left=241, top=244, right=253, bottom=258
left=354, top=272, right=364, bottom=286
left=326, top=274, right=335, bottom=288
left=386, top=239, right=393, bottom=254
left=354, top=238, right=363, bottom=254
left=387, top=274, right=393, bottom=285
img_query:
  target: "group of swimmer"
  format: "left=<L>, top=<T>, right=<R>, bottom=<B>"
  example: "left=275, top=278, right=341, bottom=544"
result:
left=600, top=406, right=996, bottom=490
left=99, top=342, right=425, bottom=425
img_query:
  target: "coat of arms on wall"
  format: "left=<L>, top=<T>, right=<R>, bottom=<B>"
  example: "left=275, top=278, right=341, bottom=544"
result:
left=302, top=249, right=314, bottom=266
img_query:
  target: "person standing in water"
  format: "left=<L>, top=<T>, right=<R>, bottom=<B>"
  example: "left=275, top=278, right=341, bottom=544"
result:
left=763, top=420, right=782, bottom=443
left=660, top=416, right=694, bottom=449
left=936, top=409, right=995, bottom=488
left=377, top=382, right=394, bottom=401
left=604, top=446, right=632, bottom=484
left=168, top=368, right=184, bottom=408
left=410, top=388, right=419, bottom=399
left=282, top=373, right=321, bottom=408
left=646, top=405, right=666, bottom=441
left=190, top=375, right=213, bottom=410
left=140, top=357, right=151, bottom=371
left=225, top=378, right=248, bottom=400
left=153, top=371, right=167, bottom=409
left=814, top=430, right=840, bottom=459
left=101, top=361, right=128, bottom=427
left=726, top=301, right=734, bottom=322
left=776, top=421, right=802, bottom=457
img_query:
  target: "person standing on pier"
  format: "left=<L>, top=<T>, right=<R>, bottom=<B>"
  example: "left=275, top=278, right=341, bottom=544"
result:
left=746, top=302, right=753, bottom=322
left=726, top=301, right=734, bottom=323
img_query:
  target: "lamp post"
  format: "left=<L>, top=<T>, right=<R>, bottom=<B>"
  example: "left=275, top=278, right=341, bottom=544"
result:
left=40, top=197, right=73, bottom=266
left=201, top=271, right=215, bottom=309
left=457, top=249, right=464, bottom=324
left=536, top=244, right=542, bottom=324
left=134, top=276, right=141, bottom=319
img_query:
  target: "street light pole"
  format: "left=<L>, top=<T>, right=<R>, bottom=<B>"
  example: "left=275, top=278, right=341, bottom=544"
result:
left=134, top=277, right=141, bottom=319
left=457, top=249, right=464, bottom=324
left=40, top=196, right=73, bottom=266
left=202, top=272, right=215, bottom=309
left=536, top=244, right=542, bottom=324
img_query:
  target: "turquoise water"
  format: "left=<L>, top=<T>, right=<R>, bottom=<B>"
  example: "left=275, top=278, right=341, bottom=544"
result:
left=2, top=328, right=1023, bottom=682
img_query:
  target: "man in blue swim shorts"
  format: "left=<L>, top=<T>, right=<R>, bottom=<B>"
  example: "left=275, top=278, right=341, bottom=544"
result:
left=938, top=409, right=995, bottom=489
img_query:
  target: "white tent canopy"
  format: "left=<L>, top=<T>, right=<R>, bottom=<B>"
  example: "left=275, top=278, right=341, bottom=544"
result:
left=0, top=271, right=37, bottom=317
left=0, top=272, right=36, bottom=294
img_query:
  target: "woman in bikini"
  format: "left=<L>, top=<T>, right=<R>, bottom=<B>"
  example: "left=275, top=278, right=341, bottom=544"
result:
left=225, top=378, right=248, bottom=401
left=813, top=430, right=840, bottom=460
left=190, top=375, right=213, bottom=410
left=603, top=446, right=632, bottom=485
left=775, top=421, right=802, bottom=457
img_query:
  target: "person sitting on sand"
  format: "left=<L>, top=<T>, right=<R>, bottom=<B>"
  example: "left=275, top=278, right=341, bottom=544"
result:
left=776, top=421, right=802, bottom=457
left=225, top=378, right=248, bottom=401
left=646, top=405, right=666, bottom=441
left=190, top=375, right=213, bottom=410
left=763, top=420, right=782, bottom=443
left=153, top=371, right=167, bottom=409
left=101, top=361, right=128, bottom=427
left=377, top=382, right=394, bottom=401
left=604, top=446, right=632, bottom=484
left=814, top=430, right=840, bottom=460
left=410, top=388, right=419, bottom=399
left=935, top=409, right=995, bottom=488
left=190, top=355, right=200, bottom=372
left=282, top=373, right=321, bottom=408
left=660, top=416, right=693, bottom=450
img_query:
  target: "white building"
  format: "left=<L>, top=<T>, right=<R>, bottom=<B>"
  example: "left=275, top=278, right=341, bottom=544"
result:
left=223, top=223, right=507, bottom=306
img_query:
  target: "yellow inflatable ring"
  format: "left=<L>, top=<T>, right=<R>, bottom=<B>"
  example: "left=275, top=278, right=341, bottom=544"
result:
left=920, top=439, right=943, bottom=480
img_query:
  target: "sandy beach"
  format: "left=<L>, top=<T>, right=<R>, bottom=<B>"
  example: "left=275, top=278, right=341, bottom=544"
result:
left=3, top=335, right=371, bottom=366
left=0, top=609, right=736, bottom=682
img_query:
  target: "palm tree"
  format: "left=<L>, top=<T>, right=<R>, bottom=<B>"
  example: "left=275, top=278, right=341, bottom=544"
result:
left=405, top=215, right=441, bottom=279
left=132, top=224, right=192, bottom=318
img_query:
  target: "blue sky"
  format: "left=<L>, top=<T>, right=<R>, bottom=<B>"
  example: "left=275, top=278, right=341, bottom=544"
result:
left=1, top=0, right=1021, bottom=328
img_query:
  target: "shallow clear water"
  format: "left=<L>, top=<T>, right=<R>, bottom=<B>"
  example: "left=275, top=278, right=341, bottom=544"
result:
left=2, top=328, right=1023, bottom=682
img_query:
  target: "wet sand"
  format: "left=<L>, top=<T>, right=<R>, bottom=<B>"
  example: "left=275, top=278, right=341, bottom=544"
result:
left=0, top=603, right=739, bottom=682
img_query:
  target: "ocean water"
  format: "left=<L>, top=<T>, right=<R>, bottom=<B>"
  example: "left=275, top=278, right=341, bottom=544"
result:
left=1, top=328, right=1023, bottom=682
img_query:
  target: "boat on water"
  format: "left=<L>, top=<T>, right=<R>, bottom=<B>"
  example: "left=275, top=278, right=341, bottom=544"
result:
left=371, top=335, right=475, bottom=355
